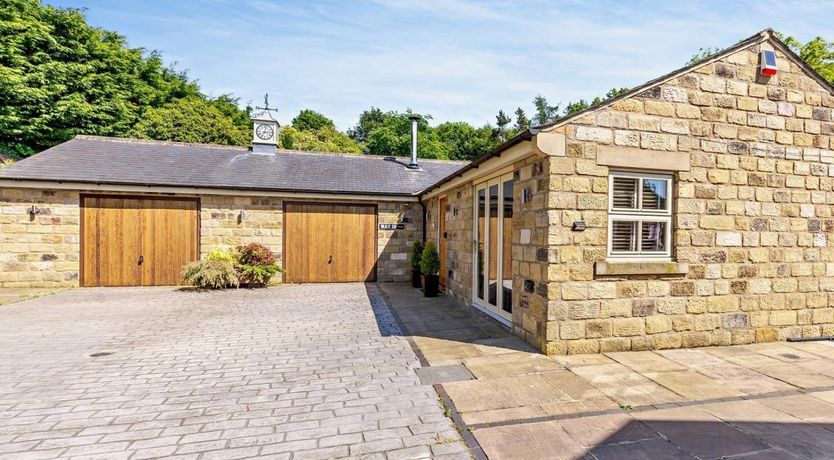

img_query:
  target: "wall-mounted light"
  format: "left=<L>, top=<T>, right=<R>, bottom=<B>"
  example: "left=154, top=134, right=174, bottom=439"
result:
left=237, top=210, right=246, bottom=224
left=521, top=188, right=533, bottom=204
left=28, top=205, right=41, bottom=218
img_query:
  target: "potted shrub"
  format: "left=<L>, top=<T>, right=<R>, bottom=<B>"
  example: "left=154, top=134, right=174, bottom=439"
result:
left=408, top=240, right=424, bottom=288
left=236, top=243, right=283, bottom=287
left=420, top=241, right=440, bottom=297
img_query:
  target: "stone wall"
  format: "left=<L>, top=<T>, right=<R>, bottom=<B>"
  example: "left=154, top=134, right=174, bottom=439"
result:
left=204, top=196, right=418, bottom=282
left=0, top=188, right=417, bottom=286
left=426, top=184, right=474, bottom=304
left=543, top=40, right=834, bottom=354
left=425, top=155, right=553, bottom=349
left=0, top=188, right=80, bottom=288
left=511, top=156, right=554, bottom=350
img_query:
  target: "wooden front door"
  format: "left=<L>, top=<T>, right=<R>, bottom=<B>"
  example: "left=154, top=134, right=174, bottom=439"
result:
left=439, top=196, right=447, bottom=289
left=81, top=195, right=199, bottom=287
left=283, top=202, right=377, bottom=283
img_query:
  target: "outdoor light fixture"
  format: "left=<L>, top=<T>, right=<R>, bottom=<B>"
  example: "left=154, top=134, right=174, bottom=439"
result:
left=760, top=50, right=777, bottom=76
left=28, top=205, right=41, bottom=217
left=238, top=210, right=245, bottom=223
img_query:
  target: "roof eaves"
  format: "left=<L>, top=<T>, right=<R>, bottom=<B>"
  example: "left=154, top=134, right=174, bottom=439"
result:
left=0, top=176, right=417, bottom=198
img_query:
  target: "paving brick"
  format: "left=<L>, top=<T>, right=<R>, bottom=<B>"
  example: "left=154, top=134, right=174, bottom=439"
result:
left=0, top=285, right=462, bottom=459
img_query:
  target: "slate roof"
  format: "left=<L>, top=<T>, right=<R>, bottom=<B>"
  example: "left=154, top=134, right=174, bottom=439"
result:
left=0, top=136, right=467, bottom=197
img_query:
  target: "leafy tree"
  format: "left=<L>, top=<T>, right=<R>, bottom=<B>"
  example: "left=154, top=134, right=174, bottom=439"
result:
left=532, top=95, right=560, bottom=126
left=351, top=109, right=452, bottom=159
left=778, top=33, right=834, bottom=83
left=494, top=110, right=512, bottom=142
left=130, top=97, right=249, bottom=145
left=0, top=0, right=250, bottom=157
left=563, top=87, right=631, bottom=115
left=687, top=47, right=722, bottom=65
left=348, top=107, right=387, bottom=143
left=291, top=109, right=335, bottom=132
left=513, top=107, right=530, bottom=132
left=279, top=125, right=362, bottom=154
left=435, top=122, right=497, bottom=161
left=564, top=99, right=591, bottom=115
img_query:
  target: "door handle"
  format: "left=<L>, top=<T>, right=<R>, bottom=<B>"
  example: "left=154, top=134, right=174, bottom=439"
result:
left=328, top=255, right=333, bottom=264
left=138, top=255, right=144, bottom=265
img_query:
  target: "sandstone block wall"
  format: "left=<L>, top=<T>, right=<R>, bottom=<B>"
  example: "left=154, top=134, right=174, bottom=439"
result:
left=0, top=189, right=417, bottom=286
left=543, top=41, right=834, bottom=354
left=0, top=188, right=80, bottom=288
left=426, top=184, right=474, bottom=303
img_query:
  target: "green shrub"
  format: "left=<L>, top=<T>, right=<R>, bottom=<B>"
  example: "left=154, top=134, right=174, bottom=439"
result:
left=236, top=243, right=282, bottom=285
left=238, top=263, right=282, bottom=284
left=206, top=248, right=237, bottom=263
left=181, top=259, right=239, bottom=289
left=420, top=241, right=440, bottom=275
left=409, top=240, right=424, bottom=270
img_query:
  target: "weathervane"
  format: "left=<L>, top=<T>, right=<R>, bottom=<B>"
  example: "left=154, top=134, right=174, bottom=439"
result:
left=256, top=93, right=278, bottom=113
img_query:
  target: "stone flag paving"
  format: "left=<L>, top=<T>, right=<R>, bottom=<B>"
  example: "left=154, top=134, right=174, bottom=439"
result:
left=379, top=283, right=834, bottom=460
left=0, top=284, right=468, bottom=459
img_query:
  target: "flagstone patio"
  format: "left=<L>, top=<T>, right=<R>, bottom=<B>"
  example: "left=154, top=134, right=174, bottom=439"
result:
left=380, top=283, right=834, bottom=460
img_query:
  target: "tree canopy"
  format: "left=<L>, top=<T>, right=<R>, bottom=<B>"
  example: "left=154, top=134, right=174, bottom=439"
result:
left=778, top=33, right=834, bottom=83
left=0, top=0, right=253, bottom=157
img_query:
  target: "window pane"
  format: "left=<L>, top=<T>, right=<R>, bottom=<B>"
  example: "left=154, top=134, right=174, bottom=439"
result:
left=477, top=188, right=485, bottom=300
left=488, top=184, right=499, bottom=306
left=502, top=180, right=513, bottom=314
left=612, top=177, right=638, bottom=209
left=641, top=221, right=667, bottom=252
left=611, top=221, right=637, bottom=252
left=641, top=179, right=668, bottom=211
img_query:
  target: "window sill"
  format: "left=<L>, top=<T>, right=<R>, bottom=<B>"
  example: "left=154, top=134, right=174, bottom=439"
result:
left=595, top=261, right=689, bottom=277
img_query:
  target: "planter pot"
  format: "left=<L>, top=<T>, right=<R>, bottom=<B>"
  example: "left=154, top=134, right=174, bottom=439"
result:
left=411, top=268, right=422, bottom=288
left=422, top=274, right=439, bottom=297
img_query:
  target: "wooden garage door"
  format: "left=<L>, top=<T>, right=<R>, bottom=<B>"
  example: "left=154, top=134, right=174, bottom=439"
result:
left=81, top=195, right=199, bottom=287
left=284, top=202, right=377, bottom=283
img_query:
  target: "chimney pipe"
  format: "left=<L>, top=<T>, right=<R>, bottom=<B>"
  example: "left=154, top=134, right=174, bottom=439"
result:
left=407, top=115, right=420, bottom=170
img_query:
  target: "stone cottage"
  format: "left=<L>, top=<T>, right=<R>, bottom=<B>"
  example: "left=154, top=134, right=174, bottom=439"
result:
left=420, top=29, right=834, bottom=354
left=2, top=29, right=833, bottom=354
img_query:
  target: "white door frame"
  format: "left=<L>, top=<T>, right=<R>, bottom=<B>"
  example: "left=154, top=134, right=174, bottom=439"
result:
left=472, top=173, right=513, bottom=324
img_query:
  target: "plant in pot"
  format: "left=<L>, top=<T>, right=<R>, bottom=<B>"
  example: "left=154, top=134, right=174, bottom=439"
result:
left=408, top=240, right=424, bottom=288
left=420, top=241, right=440, bottom=297
left=236, top=243, right=283, bottom=287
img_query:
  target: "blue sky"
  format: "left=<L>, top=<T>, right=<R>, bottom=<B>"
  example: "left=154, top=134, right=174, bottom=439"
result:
left=47, top=0, right=834, bottom=131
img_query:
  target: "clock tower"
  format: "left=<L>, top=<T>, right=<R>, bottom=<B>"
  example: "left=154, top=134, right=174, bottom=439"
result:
left=252, top=94, right=280, bottom=154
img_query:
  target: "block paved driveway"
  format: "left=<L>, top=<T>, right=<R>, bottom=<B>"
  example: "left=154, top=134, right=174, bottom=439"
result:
left=0, top=284, right=468, bottom=459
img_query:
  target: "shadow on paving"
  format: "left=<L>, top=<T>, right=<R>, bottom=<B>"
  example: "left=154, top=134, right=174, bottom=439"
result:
left=369, top=283, right=535, bottom=360
left=474, top=417, right=834, bottom=460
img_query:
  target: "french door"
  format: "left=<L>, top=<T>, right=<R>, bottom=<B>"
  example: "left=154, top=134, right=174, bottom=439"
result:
left=473, top=173, right=514, bottom=322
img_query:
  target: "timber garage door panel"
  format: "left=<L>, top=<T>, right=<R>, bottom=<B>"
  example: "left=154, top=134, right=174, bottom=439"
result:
left=82, top=196, right=199, bottom=287
left=284, top=202, right=376, bottom=283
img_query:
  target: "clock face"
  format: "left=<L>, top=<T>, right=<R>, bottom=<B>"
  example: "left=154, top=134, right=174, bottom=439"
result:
left=256, top=124, right=274, bottom=140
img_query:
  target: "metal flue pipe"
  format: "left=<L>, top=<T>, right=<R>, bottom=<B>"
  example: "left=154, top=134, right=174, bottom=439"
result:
left=407, top=115, right=420, bottom=169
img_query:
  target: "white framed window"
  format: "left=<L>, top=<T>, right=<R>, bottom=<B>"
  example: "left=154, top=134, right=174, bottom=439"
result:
left=607, top=171, right=673, bottom=260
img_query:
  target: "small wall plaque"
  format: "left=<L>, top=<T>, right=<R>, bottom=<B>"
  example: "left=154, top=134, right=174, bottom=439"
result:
left=379, top=223, right=405, bottom=230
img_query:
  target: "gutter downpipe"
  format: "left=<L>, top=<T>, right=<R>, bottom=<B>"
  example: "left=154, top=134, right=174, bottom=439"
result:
left=419, top=194, right=427, bottom=243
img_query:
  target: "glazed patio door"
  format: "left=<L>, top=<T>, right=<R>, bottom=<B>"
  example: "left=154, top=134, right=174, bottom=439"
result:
left=473, top=173, right=514, bottom=322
